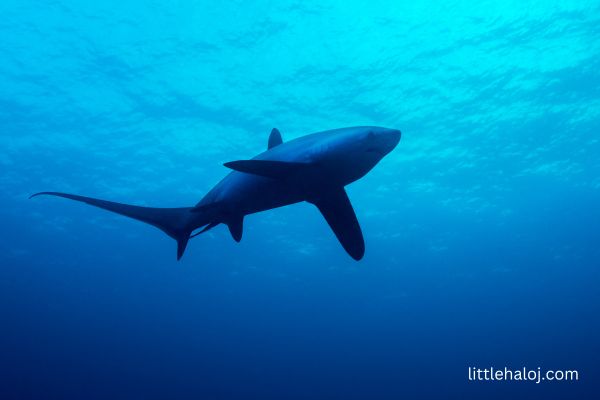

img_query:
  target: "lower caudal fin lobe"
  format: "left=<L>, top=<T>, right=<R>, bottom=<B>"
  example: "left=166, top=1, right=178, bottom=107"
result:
left=30, top=192, right=197, bottom=260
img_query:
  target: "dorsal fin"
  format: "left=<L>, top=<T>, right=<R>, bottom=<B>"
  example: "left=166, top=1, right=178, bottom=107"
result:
left=268, top=128, right=283, bottom=149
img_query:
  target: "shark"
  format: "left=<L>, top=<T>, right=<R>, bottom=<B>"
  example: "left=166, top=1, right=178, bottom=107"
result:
left=31, top=126, right=401, bottom=261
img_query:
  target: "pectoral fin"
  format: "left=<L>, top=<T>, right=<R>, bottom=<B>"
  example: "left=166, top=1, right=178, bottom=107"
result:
left=224, top=160, right=308, bottom=179
left=311, top=188, right=365, bottom=260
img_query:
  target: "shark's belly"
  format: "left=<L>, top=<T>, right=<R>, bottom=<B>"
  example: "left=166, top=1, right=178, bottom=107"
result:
left=199, top=171, right=305, bottom=216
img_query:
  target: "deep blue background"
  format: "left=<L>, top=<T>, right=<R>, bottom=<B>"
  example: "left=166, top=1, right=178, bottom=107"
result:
left=1, top=1, right=599, bottom=399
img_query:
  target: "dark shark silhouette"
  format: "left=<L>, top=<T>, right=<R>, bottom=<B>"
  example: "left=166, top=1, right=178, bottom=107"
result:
left=31, top=126, right=401, bottom=260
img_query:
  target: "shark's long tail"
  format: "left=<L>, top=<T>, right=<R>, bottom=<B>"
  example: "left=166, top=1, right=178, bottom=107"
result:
left=30, top=192, right=202, bottom=260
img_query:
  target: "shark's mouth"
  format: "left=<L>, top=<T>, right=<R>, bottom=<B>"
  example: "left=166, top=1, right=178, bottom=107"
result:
left=366, top=147, right=383, bottom=154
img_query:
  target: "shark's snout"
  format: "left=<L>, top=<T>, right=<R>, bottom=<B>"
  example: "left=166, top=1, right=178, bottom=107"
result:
left=387, top=129, right=401, bottom=148
left=368, top=127, right=401, bottom=154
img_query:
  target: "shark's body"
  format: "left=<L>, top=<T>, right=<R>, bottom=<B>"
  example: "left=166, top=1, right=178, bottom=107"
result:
left=32, top=126, right=401, bottom=260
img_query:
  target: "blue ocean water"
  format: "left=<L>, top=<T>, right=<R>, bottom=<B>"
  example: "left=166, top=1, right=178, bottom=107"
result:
left=1, top=1, right=599, bottom=399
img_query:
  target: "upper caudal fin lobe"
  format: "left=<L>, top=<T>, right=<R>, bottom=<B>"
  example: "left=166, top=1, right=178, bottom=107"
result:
left=30, top=192, right=197, bottom=260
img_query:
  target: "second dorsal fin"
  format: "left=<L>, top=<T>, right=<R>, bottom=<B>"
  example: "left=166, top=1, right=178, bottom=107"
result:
left=268, top=128, right=283, bottom=149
